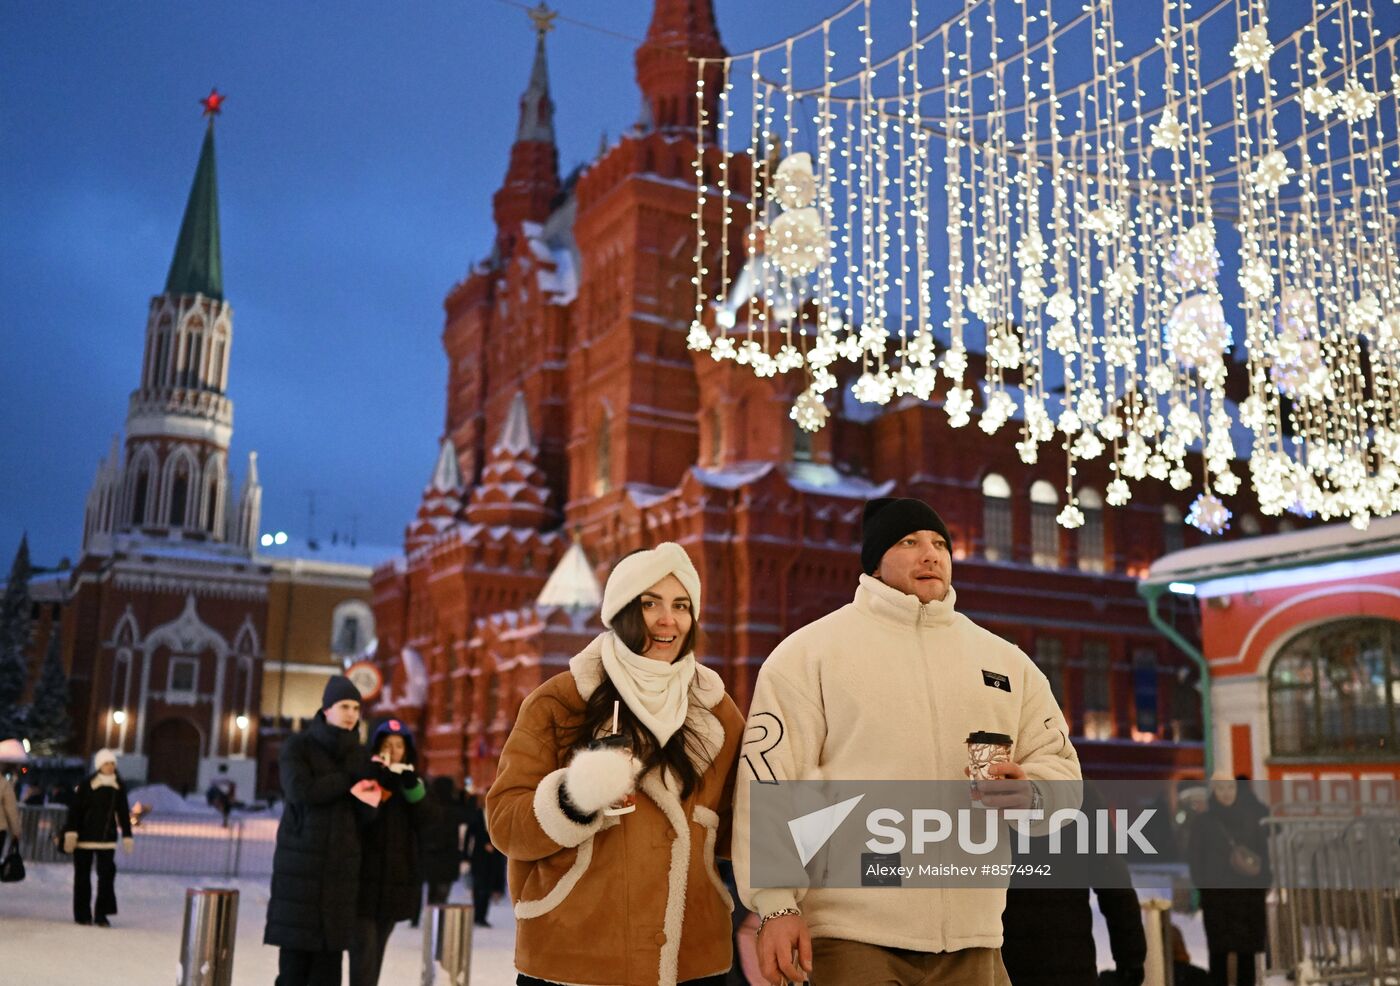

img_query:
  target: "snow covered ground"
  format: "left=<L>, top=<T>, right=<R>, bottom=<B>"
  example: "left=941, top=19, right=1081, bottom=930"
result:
left=0, top=862, right=1242, bottom=985
left=0, top=862, right=519, bottom=984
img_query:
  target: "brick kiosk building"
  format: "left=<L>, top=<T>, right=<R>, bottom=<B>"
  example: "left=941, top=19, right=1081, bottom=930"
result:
left=1146, top=518, right=1400, bottom=798
left=370, top=0, right=1285, bottom=788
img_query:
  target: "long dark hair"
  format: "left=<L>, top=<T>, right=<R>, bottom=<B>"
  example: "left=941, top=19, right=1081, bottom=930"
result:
left=559, top=595, right=709, bottom=800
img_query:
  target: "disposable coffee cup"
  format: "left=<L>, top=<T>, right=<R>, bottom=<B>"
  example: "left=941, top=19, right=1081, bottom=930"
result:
left=588, top=734, right=636, bottom=816
left=966, top=731, right=1013, bottom=791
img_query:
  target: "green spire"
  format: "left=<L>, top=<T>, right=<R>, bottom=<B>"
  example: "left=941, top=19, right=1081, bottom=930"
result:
left=165, top=120, right=223, bottom=300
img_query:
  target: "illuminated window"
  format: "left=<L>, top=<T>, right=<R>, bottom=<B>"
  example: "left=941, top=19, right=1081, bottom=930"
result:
left=982, top=473, right=1012, bottom=561
left=1270, top=619, right=1398, bottom=757
left=1076, top=488, right=1106, bottom=573
left=1030, top=481, right=1060, bottom=568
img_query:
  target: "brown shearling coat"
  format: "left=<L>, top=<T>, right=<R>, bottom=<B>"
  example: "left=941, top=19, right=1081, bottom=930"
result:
left=486, top=635, right=745, bottom=986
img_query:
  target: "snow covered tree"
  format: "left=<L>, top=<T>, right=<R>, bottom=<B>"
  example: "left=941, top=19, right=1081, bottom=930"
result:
left=28, top=630, right=71, bottom=755
left=0, top=536, right=32, bottom=740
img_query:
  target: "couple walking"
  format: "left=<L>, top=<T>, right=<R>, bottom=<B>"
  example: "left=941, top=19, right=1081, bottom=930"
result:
left=487, top=496, right=1082, bottom=986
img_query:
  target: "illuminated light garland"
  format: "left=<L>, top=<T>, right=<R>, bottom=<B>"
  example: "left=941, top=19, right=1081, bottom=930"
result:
left=689, top=0, right=1400, bottom=533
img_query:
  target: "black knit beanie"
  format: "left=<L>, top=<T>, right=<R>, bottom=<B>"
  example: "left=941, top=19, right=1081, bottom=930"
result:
left=321, top=675, right=362, bottom=711
left=860, top=497, right=952, bottom=574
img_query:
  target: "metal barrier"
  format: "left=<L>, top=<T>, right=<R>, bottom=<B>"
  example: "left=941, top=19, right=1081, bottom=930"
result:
left=16, top=806, right=277, bottom=877
left=421, top=902, right=474, bottom=986
left=178, top=887, right=240, bottom=986
left=1266, top=814, right=1400, bottom=986
left=1141, top=898, right=1176, bottom=986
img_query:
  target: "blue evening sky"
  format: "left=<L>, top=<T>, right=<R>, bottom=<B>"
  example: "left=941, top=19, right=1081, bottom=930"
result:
left=0, top=1, right=840, bottom=566
left=2, top=1, right=1381, bottom=566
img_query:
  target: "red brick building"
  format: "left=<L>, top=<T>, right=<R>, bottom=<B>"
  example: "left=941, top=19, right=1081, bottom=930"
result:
left=370, top=0, right=1285, bottom=789
left=1147, top=518, right=1400, bottom=798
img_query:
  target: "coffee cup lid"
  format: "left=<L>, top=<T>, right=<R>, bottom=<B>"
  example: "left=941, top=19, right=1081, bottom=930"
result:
left=966, top=731, right=1012, bottom=746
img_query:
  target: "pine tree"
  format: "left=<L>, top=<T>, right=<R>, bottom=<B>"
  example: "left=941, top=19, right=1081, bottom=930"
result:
left=29, top=630, right=71, bottom=756
left=0, top=536, right=32, bottom=740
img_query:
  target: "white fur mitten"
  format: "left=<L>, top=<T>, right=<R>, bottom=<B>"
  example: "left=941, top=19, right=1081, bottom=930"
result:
left=562, top=747, right=638, bottom=815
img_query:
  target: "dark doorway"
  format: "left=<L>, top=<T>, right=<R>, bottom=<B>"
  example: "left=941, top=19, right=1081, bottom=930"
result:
left=147, top=718, right=201, bottom=794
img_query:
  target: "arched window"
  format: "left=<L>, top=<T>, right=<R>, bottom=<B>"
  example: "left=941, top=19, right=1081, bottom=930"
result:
left=593, top=412, right=613, bottom=496
left=331, top=600, right=376, bottom=658
left=1269, top=619, right=1398, bottom=757
left=982, top=473, right=1013, bottom=561
left=1076, top=487, right=1106, bottom=574
left=1163, top=504, right=1185, bottom=554
left=204, top=474, right=220, bottom=533
left=170, top=462, right=190, bottom=528
left=132, top=468, right=151, bottom=527
left=792, top=420, right=813, bottom=463
left=1030, top=481, right=1060, bottom=568
left=709, top=407, right=723, bottom=466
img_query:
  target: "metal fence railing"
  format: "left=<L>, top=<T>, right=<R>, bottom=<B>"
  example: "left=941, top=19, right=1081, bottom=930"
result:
left=1266, top=814, right=1400, bottom=986
left=16, top=806, right=277, bottom=878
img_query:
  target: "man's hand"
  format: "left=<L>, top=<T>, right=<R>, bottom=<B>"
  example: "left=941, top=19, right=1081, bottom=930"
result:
left=970, top=760, right=1035, bottom=810
left=757, top=912, right=812, bottom=984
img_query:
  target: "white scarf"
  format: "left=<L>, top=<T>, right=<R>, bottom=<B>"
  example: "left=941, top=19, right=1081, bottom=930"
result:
left=600, top=632, right=696, bottom=746
left=91, top=773, right=118, bottom=789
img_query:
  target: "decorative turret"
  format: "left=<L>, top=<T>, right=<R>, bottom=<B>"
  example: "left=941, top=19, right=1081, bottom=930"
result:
left=465, top=391, right=553, bottom=529
left=82, top=436, right=123, bottom=554
left=406, top=438, right=466, bottom=553
left=233, top=451, right=262, bottom=550
left=117, top=91, right=242, bottom=546
left=536, top=536, right=602, bottom=611
left=635, top=0, right=726, bottom=133
left=492, top=3, right=561, bottom=256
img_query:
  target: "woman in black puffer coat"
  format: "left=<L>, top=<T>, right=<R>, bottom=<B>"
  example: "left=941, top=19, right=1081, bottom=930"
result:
left=350, top=717, right=433, bottom=986
left=264, top=677, right=378, bottom=986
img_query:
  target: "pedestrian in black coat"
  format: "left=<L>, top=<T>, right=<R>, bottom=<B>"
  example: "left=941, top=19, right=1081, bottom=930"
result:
left=419, top=776, right=467, bottom=907
left=62, top=749, right=133, bottom=927
left=350, top=718, right=432, bottom=986
left=1002, top=784, right=1148, bottom=986
left=463, top=793, right=504, bottom=927
left=264, top=677, right=379, bottom=986
left=1189, top=776, right=1271, bottom=986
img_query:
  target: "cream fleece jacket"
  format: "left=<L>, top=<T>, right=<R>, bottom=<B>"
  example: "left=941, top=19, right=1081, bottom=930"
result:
left=733, top=575, right=1082, bottom=954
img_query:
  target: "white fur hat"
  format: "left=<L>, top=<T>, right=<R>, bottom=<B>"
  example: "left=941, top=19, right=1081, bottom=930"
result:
left=93, top=748, right=118, bottom=771
left=600, top=542, right=701, bottom=628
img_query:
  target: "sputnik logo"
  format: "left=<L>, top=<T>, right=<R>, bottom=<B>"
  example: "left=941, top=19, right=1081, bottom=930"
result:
left=787, top=795, right=865, bottom=866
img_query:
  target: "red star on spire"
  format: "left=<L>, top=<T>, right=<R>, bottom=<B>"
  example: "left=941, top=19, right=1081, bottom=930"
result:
left=200, top=89, right=226, bottom=117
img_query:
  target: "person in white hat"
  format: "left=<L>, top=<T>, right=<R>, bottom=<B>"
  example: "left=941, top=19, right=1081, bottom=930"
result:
left=62, top=748, right=133, bottom=926
left=487, top=542, right=745, bottom=986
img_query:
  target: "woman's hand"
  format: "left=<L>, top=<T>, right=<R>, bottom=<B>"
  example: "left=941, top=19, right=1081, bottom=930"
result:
left=757, top=912, right=812, bottom=984
left=562, top=747, right=638, bottom=815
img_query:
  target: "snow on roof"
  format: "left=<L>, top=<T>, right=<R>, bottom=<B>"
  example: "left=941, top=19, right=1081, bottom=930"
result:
left=536, top=540, right=602, bottom=610
left=1146, top=514, right=1400, bottom=585
left=692, top=462, right=774, bottom=490
left=785, top=462, right=895, bottom=500
left=257, top=535, right=397, bottom=573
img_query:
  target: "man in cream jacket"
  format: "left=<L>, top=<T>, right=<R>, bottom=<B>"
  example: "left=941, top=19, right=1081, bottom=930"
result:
left=734, top=496, right=1082, bottom=986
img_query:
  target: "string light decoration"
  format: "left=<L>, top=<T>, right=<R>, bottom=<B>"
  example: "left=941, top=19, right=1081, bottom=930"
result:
left=689, top=0, right=1400, bottom=533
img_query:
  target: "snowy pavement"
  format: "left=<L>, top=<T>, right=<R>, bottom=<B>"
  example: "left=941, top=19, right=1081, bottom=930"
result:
left=0, top=862, right=519, bottom=984
left=0, top=862, right=1239, bottom=985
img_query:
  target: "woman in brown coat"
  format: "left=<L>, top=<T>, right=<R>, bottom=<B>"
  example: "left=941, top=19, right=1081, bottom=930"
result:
left=487, top=542, right=745, bottom=986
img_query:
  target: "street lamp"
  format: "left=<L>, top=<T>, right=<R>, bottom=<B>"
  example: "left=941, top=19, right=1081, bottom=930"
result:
left=235, top=714, right=249, bottom=731
left=111, top=710, right=126, bottom=725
